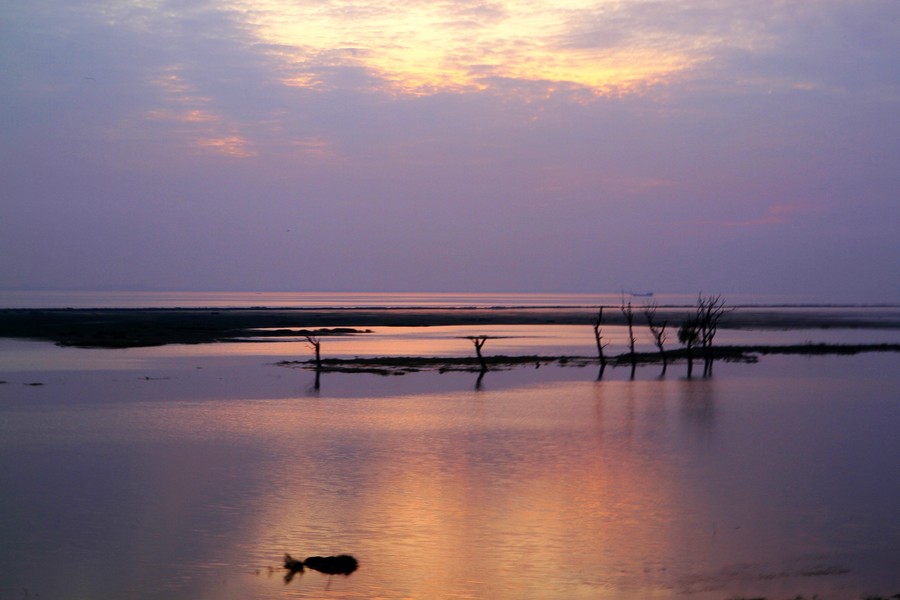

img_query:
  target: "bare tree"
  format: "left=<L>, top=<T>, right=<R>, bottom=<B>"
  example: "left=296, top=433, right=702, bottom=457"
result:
left=592, top=307, right=609, bottom=379
left=696, top=294, right=730, bottom=376
left=621, top=298, right=637, bottom=379
left=677, top=317, right=700, bottom=378
left=466, top=335, right=490, bottom=372
left=303, top=334, right=322, bottom=391
left=304, top=334, right=322, bottom=370
left=643, top=301, right=669, bottom=375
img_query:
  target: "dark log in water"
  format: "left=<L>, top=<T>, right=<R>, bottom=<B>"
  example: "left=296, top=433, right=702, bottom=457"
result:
left=283, top=553, right=358, bottom=581
left=302, top=554, right=359, bottom=576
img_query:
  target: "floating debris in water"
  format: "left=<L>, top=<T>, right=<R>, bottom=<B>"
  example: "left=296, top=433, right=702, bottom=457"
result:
left=283, top=553, right=358, bottom=583
left=303, top=554, right=358, bottom=575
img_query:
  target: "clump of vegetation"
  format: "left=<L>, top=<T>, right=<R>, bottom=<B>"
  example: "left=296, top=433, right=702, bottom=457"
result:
left=277, top=343, right=899, bottom=377
left=696, top=294, right=731, bottom=376
left=676, top=294, right=731, bottom=378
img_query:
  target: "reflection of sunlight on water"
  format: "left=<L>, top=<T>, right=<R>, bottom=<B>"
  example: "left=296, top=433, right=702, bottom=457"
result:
left=234, top=384, right=689, bottom=598
left=321, top=325, right=601, bottom=357
left=0, top=339, right=163, bottom=371
left=142, top=324, right=900, bottom=363
left=1, top=355, right=899, bottom=598
left=17, top=385, right=689, bottom=597
left=4, top=323, right=898, bottom=373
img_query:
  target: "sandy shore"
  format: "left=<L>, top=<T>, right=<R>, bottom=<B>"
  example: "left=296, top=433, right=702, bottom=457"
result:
left=1, top=305, right=899, bottom=348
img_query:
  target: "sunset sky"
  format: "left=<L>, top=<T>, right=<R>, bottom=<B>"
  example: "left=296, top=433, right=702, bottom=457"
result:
left=2, top=0, right=898, bottom=301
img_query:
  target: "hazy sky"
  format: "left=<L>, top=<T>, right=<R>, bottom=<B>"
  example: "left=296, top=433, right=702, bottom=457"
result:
left=2, top=0, right=898, bottom=301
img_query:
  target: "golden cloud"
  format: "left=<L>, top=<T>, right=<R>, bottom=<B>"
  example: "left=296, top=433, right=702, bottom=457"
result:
left=229, top=0, right=709, bottom=96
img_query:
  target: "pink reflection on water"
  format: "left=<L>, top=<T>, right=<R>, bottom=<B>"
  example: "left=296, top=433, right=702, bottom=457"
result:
left=1, top=355, right=899, bottom=598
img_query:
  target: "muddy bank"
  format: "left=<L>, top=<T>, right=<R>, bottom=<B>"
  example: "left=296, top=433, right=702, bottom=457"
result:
left=276, top=343, right=900, bottom=376
left=1, top=306, right=898, bottom=348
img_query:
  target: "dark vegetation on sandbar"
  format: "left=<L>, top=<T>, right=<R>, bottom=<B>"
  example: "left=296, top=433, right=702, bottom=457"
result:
left=0, top=308, right=378, bottom=347
left=1, top=305, right=898, bottom=348
left=1, top=303, right=899, bottom=383
left=277, top=343, right=900, bottom=376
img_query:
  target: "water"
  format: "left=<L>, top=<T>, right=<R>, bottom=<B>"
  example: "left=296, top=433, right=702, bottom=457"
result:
left=1, top=306, right=899, bottom=599
left=0, top=290, right=663, bottom=309
left=1, top=335, right=899, bottom=598
left=3, top=323, right=899, bottom=374
left=1, top=290, right=891, bottom=309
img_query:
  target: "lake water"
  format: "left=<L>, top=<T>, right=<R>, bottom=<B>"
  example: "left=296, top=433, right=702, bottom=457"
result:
left=0, top=289, right=889, bottom=309
left=1, top=315, right=899, bottom=599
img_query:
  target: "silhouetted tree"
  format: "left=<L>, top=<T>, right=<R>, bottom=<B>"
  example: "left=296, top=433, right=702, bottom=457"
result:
left=678, top=317, right=700, bottom=379
left=621, top=298, right=637, bottom=379
left=696, top=294, right=730, bottom=376
left=643, top=301, right=668, bottom=375
left=304, top=334, right=322, bottom=390
left=303, top=334, right=322, bottom=370
left=466, top=335, right=490, bottom=372
left=592, top=307, right=609, bottom=379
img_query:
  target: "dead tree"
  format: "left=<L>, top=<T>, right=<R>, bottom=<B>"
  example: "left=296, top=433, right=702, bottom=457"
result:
left=677, top=317, right=700, bottom=378
left=303, top=334, right=322, bottom=390
left=696, top=294, right=730, bottom=377
left=592, top=307, right=609, bottom=379
left=643, top=301, right=668, bottom=375
left=466, top=335, right=490, bottom=372
left=621, top=299, right=637, bottom=379
left=304, top=334, right=322, bottom=370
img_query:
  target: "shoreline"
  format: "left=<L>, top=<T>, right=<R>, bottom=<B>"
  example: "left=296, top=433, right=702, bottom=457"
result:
left=2, top=306, right=900, bottom=348
left=277, top=343, right=900, bottom=376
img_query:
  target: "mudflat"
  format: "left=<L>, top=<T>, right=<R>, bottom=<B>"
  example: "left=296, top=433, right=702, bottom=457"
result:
left=1, top=305, right=898, bottom=348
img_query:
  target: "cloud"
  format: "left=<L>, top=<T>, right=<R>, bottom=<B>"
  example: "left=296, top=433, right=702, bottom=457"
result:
left=291, top=137, right=342, bottom=160
left=720, top=203, right=802, bottom=228
left=194, top=135, right=255, bottom=157
left=2, top=0, right=898, bottom=300
left=143, top=65, right=256, bottom=156
left=221, top=0, right=709, bottom=96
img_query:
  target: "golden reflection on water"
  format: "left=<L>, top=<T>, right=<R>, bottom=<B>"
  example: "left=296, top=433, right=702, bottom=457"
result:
left=3, top=355, right=899, bottom=599
left=4, top=322, right=894, bottom=375
left=207, top=384, right=693, bottom=598
left=250, top=324, right=618, bottom=358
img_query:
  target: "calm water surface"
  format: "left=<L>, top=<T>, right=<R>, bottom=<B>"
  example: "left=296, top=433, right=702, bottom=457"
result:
left=3, top=324, right=898, bottom=373
left=1, top=337, right=899, bottom=599
left=2, top=290, right=892, bottom=309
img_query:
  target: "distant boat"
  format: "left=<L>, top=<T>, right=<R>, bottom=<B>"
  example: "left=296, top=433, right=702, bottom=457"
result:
left=629, top=291, right=654, bottom=297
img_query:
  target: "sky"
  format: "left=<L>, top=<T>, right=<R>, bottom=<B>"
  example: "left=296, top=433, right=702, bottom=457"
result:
left=2, top=0, right=898, bottom=302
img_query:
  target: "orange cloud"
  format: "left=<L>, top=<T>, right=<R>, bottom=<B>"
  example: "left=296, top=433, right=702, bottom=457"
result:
left=145, top=65, right=255, bottom=157
left=194, top=135, right=255, bottom=158
left=229, top=0, right=711, bottom=97
left=722, top=204, right=801, bottom=228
